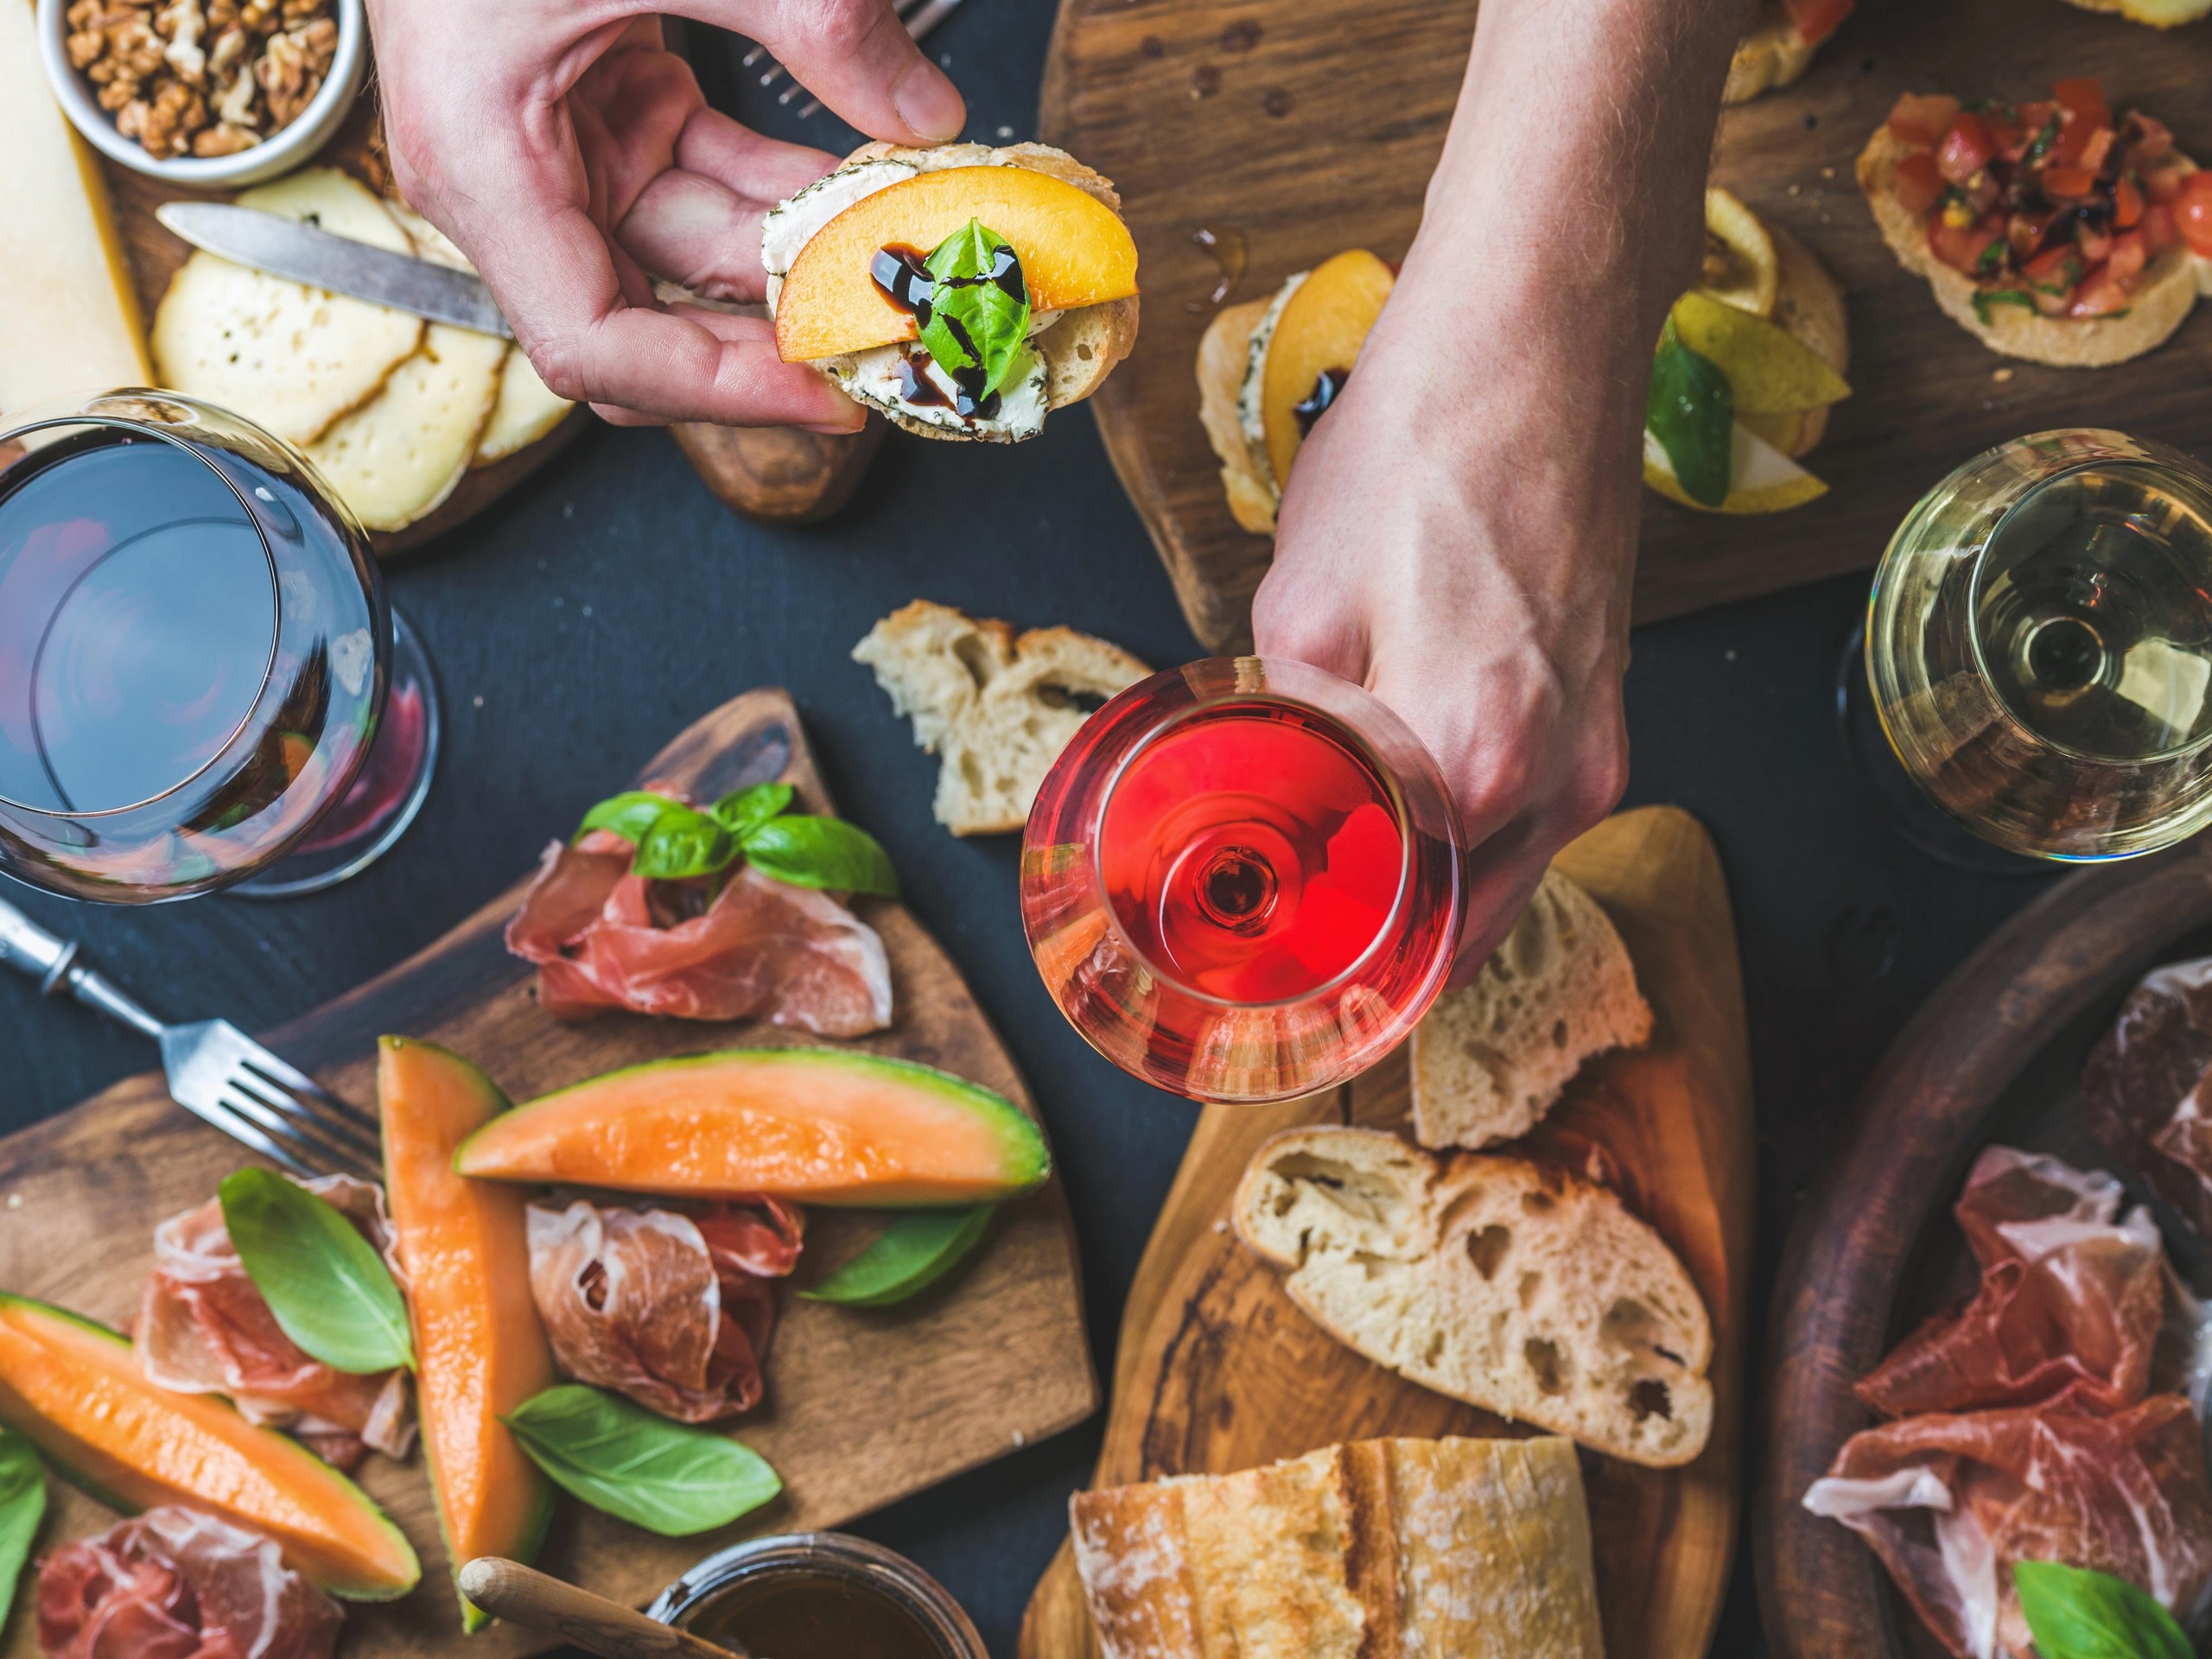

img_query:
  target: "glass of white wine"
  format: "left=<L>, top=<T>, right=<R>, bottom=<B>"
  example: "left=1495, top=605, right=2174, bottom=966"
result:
left=1865, top=429, right=2212, bottom=862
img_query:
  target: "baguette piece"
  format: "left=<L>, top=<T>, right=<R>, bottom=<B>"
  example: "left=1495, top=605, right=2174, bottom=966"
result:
left=1069, top=1436, right=1605, bottom=1659
left=853, top=600, right=1150, bottom=835
left=1197, top=296, right=1280, bottom=534
left=1411, top=868, right=1651, bottom=1152
left=1234, top=1128, right=1713, bottom=1467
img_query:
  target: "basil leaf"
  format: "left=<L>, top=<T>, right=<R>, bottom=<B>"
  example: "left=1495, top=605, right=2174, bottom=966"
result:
left=709, top=783, right=794, bottom=841
left=0, top=1431, right=43, bottom=1633
left=575, top=791, right=672, bottom=847
left=2026, top=112, right=2062, bottom=163
left=631, top=803, right=737, bottom=881
left=219, top=1168, right=413, bottom=1375
left=2014, top=1561, right=2191, bottom=1659
left=1973, top=289, right=2037, bottom=325
left=1975, top=238, right=2010, bottom=276
left=1648, top=318, right=1734, bottom=509
left=502, top=1385, right=781, bottom=1537
left=740, top=815, right=899, bottom=896
left=800, top=1207, right=995, bottom=1307
left=920, top=219, right=1031, bottom=402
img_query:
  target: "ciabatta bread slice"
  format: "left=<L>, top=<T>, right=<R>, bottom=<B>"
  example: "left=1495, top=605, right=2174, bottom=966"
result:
left=1234, top=1128, right=1713, bottom=1467
left=1724, top=1, right=1820, bottom=105
left=853, top=600, right=1149, bottom=835
left=1196, top=296, right=1280, bottom=535
left=1859, top=124, right=2208, bottom=366
left=1411, top=868, right=1651, bottom=1152
left=1069, top=1436, right=1605, bottom=1659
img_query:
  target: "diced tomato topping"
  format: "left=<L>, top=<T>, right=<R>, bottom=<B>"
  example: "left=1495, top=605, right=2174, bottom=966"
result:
left=2041, top=166, right=2099, bottom=201
left=2125, top=113, right=2175, bottom=170
left=2145, top=165, right=2188, bottom=206
left=2070, top=264, right=2133, bottom=316
left=1783, top=0, right=1853, bottom=45
left=1892, top=149, right=1947, bottom=216
left=2077, top=126, right=2117, bottom=174
left=1981, top=113, right=2024, bottom=160
left=2052, top=78, right=2111, bottom=132
left=2024, top=242, right=2084, bottom=292
left=2006, top=208, right=2053, bottom=260
left=1887, top=92, right=1961, bottom=149
left=2106, top=229, right=2147, bottom=284
left=2114, top=175, right=2145, bottom=229
left=2017, top=100, right=2055, bottom=137
left=1929, top=215, right=2001, bottom=276
left=2075, top=220, right=2114, bottom=264
left=1937, top=113, right=1999, bottom=185
left=2176, top=173, right=2212, bottom=258
left=2144, top=202, right=2178, bottom=256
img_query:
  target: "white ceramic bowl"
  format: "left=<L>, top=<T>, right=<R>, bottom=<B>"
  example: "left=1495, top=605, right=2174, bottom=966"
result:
left=36, top=0, right=366, bottom=188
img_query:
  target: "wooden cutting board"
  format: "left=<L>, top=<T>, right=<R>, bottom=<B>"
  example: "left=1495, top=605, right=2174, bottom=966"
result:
left=1016, top=805, right=1756, bottom=1659
left=1040, top=0, right=2212, bottom=651
left=0, top=688, right=1097, bottom=1658
left=98, top=97, right=586, bottom=559
left=1757, top=836, right=2212, bottom=1659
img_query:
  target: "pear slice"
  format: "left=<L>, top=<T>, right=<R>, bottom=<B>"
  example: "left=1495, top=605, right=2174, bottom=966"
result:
left=1260, top=249, right=1395, bottom=488
left=1670, top=290, right=1851, bottom=414
left=1643, top=423, right=1827, bottom=515
left=1701, top=188, right=1779, bottom=317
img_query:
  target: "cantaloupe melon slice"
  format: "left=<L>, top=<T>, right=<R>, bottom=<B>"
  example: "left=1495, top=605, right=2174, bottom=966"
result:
left=0, top=1294, right=419, bottom=1599
left=453, top=1048, right=1052, bottom=1206
left=774, top=167, right=1138, bottom=365
left=379, top=1037, right=556, bottom=1631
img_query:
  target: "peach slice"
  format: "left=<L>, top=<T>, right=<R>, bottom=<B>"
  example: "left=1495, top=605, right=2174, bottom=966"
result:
left=774, top=167, right=1139, bottom=364
left=1262, top=250, right=1395, bottom=488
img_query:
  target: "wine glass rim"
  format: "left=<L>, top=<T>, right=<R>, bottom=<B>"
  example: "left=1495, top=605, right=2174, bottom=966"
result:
left=1082, top=673, right=1429, bottom=1013
left=0, top=410, right=283, bottom=819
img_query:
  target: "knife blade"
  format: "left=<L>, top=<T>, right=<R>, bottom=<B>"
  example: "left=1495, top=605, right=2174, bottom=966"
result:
left=156, top=201, right=513, bottom=339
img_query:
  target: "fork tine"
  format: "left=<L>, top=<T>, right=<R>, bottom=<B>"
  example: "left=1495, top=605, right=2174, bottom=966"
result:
left=223, top=1077, right=382, bottom=1182
left=238, top=1047, right=382, bottom=1136
left=168, top=1092, right=323, bottom=1181
left=238, top=1059, right=383, bottom=1160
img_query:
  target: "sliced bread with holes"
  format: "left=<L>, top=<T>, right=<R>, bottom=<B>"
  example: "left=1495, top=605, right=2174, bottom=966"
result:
left=1410, top=868, right=1652, bottom=1151
left=1232, top=1126, right=1713, bottom=1467
left=853, top=599, right=1150, bottom=835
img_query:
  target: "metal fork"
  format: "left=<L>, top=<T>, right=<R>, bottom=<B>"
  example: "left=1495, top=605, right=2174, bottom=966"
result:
left=742, top=0, right=967, bottom=121
left=0, top=894, right=382, bottom=1183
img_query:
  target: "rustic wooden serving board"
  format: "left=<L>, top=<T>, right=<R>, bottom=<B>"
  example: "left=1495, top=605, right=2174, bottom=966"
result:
left=1041, top=0, right=2212, bottom=652
left=1016, top=805, right=1756, bottom=1659
left=1758, top=836, right=2212, bottom=1659
left=97, top=98, right=585, bottom=559
left=0, top=688, right=1097, bottom=1658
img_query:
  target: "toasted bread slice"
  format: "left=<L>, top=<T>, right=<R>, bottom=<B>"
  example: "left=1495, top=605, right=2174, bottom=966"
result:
left=1724, top=2, right=1818, bottom=105
left=1410, top=868, right=1652, bottom=1152
left=2060, top=0, right=2212, bottom=23
left=1233, top=1127, right=1713, bottom=1467
left=1859, top=124, right=2204, bottom=366
left=1198, top=296, right=1280, bottom=534
left=853, top=599, right=1150, bottom=835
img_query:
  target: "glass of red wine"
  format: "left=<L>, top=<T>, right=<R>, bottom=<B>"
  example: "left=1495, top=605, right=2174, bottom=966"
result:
left=0, top=390, right=437, bottom=903
left=1020, top=658, right=1465, bottom=1103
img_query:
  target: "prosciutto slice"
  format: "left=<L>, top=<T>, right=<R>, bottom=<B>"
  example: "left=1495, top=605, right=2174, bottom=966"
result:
left=1856, top=1147, right=2165, bottom=1417
left=2082, top=956, right=2212, bottom=1236
left=526, top=1196, right=804, bottom=1422
left=1804, top=1388, right=2212, bottom=1659
left=137, top=1175, right=414, bottom=1472
left=505, top=789, right=893, bottom=1035
left=36, top=1506, right=342, bottom=1659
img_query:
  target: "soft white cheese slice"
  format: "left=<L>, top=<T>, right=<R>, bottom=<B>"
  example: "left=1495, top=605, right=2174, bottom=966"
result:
left=826, top=340, right=1048, bottom=442
left=760, top=160, right=919, bottom=314
left=1236, top=270, right=1308, bottom=500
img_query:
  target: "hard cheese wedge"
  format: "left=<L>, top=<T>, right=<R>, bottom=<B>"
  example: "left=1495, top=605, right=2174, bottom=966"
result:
left=0, top=1294, right=419, bottom=1599
left=379, top=1036, right=556, bottom=1631
left=454, top=1048, right=1052, bottom=1205
left=0, top=0, right=151, bottom=416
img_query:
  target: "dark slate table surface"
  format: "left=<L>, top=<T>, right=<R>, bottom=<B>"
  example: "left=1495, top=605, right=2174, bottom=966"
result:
left=2, top=11, right=2063, bottom=1656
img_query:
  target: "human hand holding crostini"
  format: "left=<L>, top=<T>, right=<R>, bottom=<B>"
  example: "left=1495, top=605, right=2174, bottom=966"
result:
left=364, top=0, right=967, bottom=429
left=1252, top=0, right=1745, bottom=971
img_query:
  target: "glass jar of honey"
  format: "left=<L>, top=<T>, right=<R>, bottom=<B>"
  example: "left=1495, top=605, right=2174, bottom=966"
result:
left=647, top=1532, right=986, bottom=1659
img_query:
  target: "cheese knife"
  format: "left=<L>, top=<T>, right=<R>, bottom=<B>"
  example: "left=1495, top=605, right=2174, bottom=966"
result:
left=155, top=200, right=513, bottom=339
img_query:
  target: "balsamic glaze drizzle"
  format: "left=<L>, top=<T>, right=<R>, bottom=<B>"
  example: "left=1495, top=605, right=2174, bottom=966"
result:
left=1293, top=367, right=1350, bottom=436
left=868, top=240, right=1025, bottom=423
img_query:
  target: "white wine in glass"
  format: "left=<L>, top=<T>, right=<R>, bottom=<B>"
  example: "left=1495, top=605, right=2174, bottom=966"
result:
left=1867, top=429, right=2212, bottom=861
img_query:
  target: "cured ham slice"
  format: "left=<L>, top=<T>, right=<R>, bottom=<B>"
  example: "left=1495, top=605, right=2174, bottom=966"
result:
left=137, top=1175, right=414, bottom=1472
left=1856, top=1147, right=2164, bottom=1417
left=505, top=790, right=893, bottom=1035
left=1804, top=1387, right=2212, bottom=1659
left=526, top=1196, right=804, bottom=1422
left=36, top=1505, right=342, bottom=1659
left=2082, top=957, right=2212, bottom=1236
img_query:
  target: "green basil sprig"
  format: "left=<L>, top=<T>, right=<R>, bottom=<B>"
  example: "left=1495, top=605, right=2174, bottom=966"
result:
left=0, top=1431, right=44, bottom=1633
left=502, top=1385, right=781, bottom=1536
left=220, top=1169, right=414, bottom=1375
left=1648, top=317, right=1733, bottom=509
left=800, top=1207, right=995, bottom=1308
left=1973, top=289, right=2037, bottom=327
left=920, top=219, right=1032, bottom=402
left=2014, top=1560, right=2191, bottom=1659
left=572, top=784, right=896, bottom=897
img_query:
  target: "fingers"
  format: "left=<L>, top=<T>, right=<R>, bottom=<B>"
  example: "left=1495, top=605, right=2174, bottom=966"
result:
left=671, top=0, right=964, bottom=143
left=614, top=111, right=836, bottom=301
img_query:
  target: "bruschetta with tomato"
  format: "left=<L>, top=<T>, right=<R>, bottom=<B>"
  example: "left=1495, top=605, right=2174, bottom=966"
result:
left=1725, top=0, right=1853, bottom=105
left=1859, top=79, right=2212, bottom=366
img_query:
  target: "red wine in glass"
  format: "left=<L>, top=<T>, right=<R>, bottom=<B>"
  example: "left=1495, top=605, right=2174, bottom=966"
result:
left=1021, top=658, right=1465, bottom=1102
left=0, top=391, right=433, bottom=902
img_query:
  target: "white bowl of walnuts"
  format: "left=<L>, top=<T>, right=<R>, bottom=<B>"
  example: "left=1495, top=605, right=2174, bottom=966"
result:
left=37, top=0, right=365, bottom=185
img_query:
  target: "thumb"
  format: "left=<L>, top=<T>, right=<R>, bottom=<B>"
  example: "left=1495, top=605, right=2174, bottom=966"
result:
left=674, top=0, right=964, bottom=144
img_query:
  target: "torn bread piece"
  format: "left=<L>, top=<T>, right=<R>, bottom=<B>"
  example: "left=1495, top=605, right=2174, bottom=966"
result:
left=1233, top=1126, right=1713, bottom=1467
left=853, top=600, right=1149, bottom=835
left=763, top=143, right=1138, bottom=443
